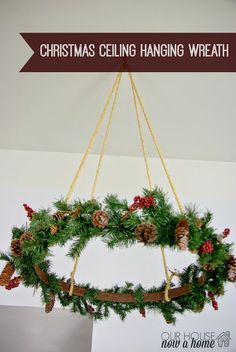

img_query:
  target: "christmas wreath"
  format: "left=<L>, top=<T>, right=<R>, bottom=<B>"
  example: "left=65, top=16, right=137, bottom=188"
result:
left=1, top=70, right=235, bottom=323
left=0, top=187, right=235, bottom=324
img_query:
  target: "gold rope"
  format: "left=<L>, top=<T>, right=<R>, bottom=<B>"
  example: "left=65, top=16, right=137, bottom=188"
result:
left=128, top=72, right=185, bottom=215
left=67, top=72, right=120, bottom=296
left=164, top=272, right=178, bottom=302
left=160, top=246, right=175, bottom=302
left=69, top=256, right=79, bottom=296
left=128, top=72, right=185, bottom=301
left=91, top=71, right=122, bottom=199
left=130, top=74, right=152, bottom=191
left=67, top=71, right=185, bottom=299
left=65, top=71, right=121, bottom=204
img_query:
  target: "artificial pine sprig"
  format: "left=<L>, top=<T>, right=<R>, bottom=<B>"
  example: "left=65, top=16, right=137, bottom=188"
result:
left=0, top=187, right=234, bottom=323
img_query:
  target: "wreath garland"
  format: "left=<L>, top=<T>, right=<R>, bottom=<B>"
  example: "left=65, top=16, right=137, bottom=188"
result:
left=0, top=187, right=235, bottom=324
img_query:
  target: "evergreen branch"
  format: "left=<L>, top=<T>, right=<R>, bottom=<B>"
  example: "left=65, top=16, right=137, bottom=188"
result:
left=0, top=252, right=10, bottom=262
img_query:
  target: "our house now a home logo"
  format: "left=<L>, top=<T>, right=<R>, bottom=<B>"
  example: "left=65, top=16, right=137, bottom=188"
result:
left=160, top=331, right=231, bottom=349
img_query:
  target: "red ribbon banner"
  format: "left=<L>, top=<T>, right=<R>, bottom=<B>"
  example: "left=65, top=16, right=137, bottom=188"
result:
left=20, top=33, right=236, bottom=72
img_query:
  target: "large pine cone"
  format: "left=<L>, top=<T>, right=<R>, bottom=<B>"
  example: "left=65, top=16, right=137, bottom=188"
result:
left=227, top=255, right=236, bottom=282
left=45, top=292, right=55, bottom=313
left=92, top=210, right=109, bottom=229
left=0, top=263, right=15, bottom=286
left=175, top=219, right=190, bottom=251
left=175, top=219, right=190, bottom=240
left=135, top=223, right=157, bottom=244
left=10, top=239, right=22, bottom=257
left=19, top=232, right=33, bottom=245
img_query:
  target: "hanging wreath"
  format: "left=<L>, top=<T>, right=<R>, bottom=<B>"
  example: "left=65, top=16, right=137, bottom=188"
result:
left=0, top=187, right=234, bottom=323
left=1, top=70, right=235, bottom=323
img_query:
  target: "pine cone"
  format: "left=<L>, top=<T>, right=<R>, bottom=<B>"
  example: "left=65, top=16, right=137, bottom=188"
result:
left=50, top=224, right=58, bottom=235
left=45, top=292, right=55, bottom=313
left=92, top=210, right=109, bottom=229
left=0, top=263, right=15, bottom=286
left=175, top=219, right=190, bottom=240
left=10, top=239, right=22, bottom=257
left=227, top=255, right=236, bottom=282
left=178, top=235, right=188, bottom=251
left=227, top=255, right=236, bottom=268
left=135, top=223, right=157, bottom=244
left=228, top=269, right=236, bottom=282
left=70, top=207, right=81, bottom=219
left=0, top=277, right=8, bottom=286
left=53, top=211, right=66, bottom=220
left=194, top=302, right=205, bottom=313
left=20, top=231, right=33, bottom=245
left=175, top=219, right=189, bottom=250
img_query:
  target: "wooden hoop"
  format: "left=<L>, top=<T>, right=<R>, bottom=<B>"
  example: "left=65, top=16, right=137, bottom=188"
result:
left=34, top=265, right=206, bottom=303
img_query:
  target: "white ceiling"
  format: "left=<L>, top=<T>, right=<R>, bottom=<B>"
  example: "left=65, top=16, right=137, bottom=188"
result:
left=0, top=0, right=236, bottom=162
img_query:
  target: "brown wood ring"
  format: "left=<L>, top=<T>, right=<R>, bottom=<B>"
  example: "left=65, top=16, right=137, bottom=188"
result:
left=34, top=265, right=206, bottom=303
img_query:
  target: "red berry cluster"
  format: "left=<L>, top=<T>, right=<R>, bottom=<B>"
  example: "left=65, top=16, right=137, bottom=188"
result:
left=23, top=204, right=34, bottom=219
left=208, top=292, right=218, bottom=311
left=139, top=307, right=146, bottom=318
left=5, top=276, right=21, bottom=290
left=223, top=228, right=230, bottom=238
left=129, top=195, right=154, bottom=211
left=199, top=240, right=214, bottom=254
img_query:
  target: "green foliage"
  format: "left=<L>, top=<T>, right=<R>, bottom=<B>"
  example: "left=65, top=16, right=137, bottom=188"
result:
left=0, top=252, right=10, bottom=262
left=0, top=187, right=234, bottom=323
left=12, top=226, right=25, bottom=239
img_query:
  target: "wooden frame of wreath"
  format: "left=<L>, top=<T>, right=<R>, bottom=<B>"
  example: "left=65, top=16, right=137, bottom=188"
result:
left=0, top=69, right=235, bottom=323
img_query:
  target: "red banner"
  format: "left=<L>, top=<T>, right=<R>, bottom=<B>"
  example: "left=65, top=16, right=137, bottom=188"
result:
left=20, top=33, right=236, bottom=72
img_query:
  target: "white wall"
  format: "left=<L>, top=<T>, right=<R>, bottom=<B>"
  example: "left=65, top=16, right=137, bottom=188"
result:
left=0, top=149, right=235, bottom=351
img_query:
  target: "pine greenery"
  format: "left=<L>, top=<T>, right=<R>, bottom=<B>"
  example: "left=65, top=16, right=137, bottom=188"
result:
left=0, top=187, right=234, bottom=323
